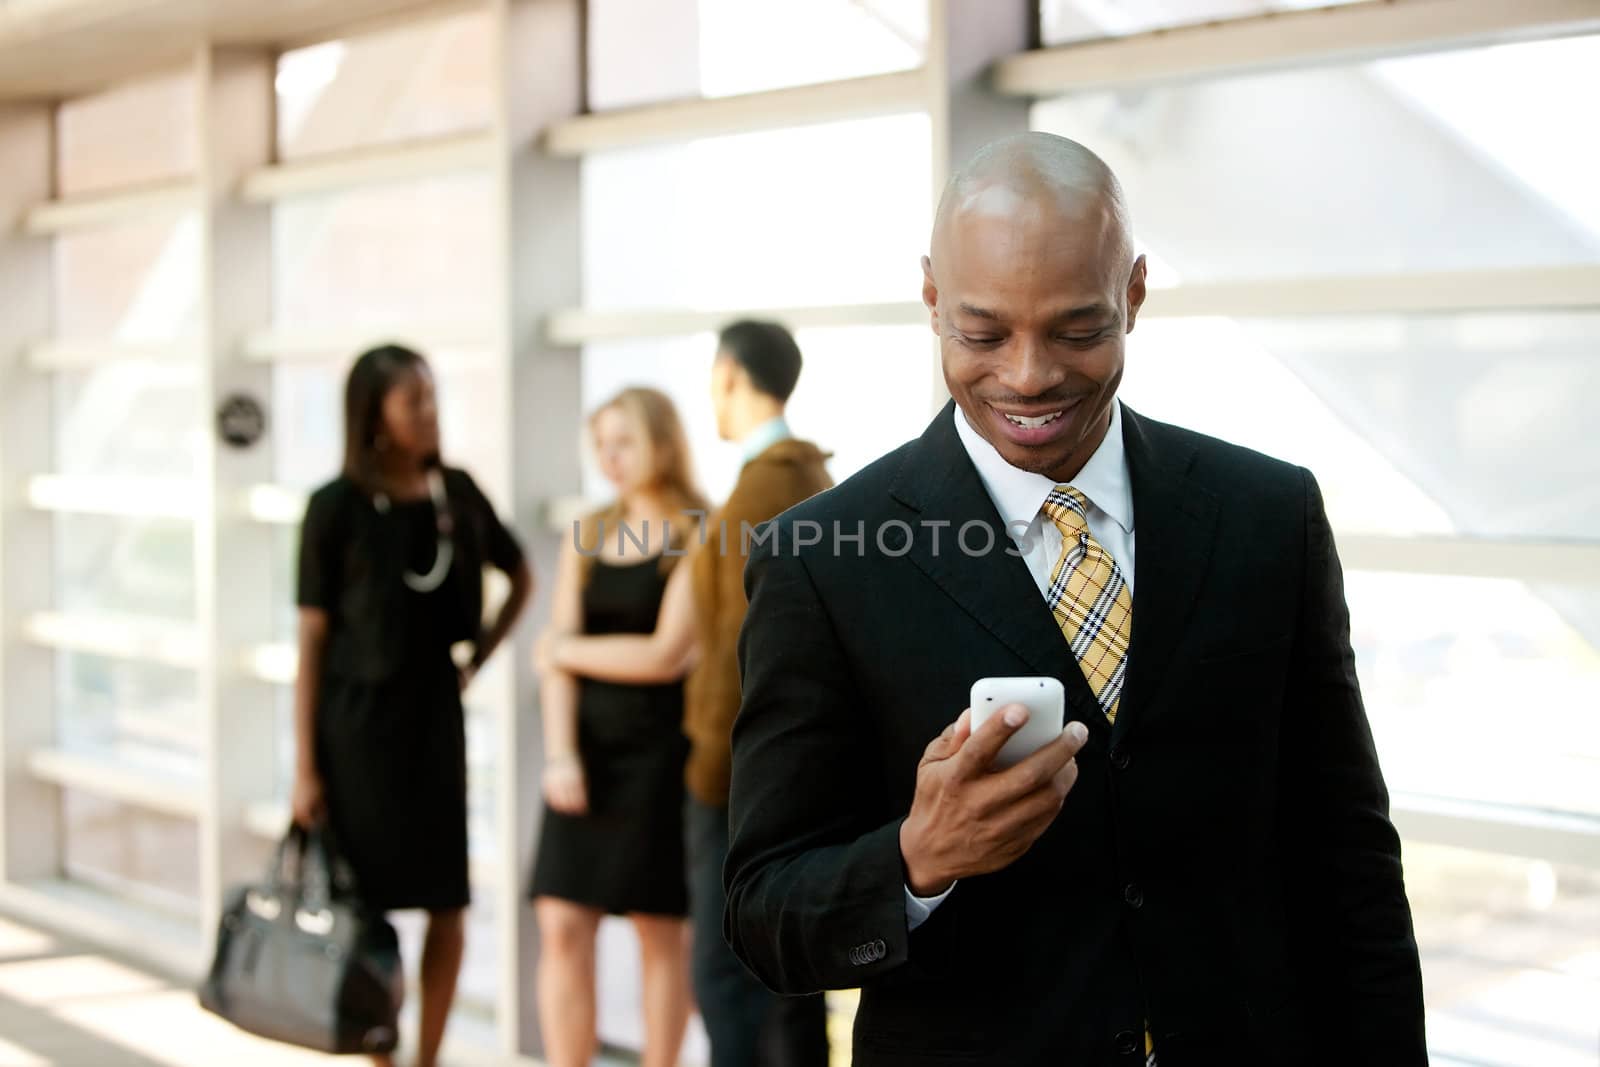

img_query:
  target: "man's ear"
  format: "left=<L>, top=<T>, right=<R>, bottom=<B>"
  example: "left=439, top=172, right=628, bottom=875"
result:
left=921, top=255, right=940, bottom=337
left=1125, top=254, right=1148, bottom=334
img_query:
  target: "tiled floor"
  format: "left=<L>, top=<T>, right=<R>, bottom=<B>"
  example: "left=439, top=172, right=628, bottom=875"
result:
left=0, top=913, right=535, bottom=1067
left=5, top=854, right=1597, bottom=1067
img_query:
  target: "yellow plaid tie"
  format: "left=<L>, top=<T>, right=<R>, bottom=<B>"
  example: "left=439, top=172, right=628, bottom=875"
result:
left=1041, top=485, right=1132, bottom=723
left=1041, top=485, right=1155, bottom=1065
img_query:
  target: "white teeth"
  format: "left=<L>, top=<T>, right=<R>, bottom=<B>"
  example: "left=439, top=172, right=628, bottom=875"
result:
left=1005, top=411, right=1062, bottom=429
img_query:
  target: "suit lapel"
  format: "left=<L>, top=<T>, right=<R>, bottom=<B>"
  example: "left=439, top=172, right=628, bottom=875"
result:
left=888, top=404, right=1103, bottom=732
left=1114, top=408, right=1220, bottom=746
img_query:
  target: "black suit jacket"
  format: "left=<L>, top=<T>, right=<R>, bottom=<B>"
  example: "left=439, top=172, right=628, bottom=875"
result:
left=725, top=403, right=1426, bottom=1067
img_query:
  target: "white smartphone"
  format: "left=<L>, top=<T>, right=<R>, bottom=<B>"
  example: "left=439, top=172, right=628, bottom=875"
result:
left=968, top=676, right=1066, bottom=769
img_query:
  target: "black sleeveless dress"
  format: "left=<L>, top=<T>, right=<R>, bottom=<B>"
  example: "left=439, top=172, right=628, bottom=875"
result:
left=529, top=556, right=691, bottom=916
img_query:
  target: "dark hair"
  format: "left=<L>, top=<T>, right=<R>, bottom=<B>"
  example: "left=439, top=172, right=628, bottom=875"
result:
left=342, top=343, right=431, bottom=488
left=717, top=319, right=803, bottom=402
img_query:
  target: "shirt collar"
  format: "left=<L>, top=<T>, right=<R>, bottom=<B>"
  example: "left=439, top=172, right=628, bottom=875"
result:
left=741, top=415, right=792, bottom=462
left=952, top=399, right=1134, bottom=536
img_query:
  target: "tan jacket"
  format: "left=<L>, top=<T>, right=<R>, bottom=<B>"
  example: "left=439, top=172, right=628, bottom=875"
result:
left=684, top=437, right=832, bottom=806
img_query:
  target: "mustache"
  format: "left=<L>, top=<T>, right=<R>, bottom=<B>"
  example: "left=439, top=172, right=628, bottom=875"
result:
left=981, top=391, right=1087, bottom=408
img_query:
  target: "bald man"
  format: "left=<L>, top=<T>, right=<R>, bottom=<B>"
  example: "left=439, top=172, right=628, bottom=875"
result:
left=724, top=134, right=1426, bottom=1067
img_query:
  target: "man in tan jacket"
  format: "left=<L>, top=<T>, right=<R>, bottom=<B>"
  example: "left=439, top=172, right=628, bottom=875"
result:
left=544, top=320, right=832, bottom=1066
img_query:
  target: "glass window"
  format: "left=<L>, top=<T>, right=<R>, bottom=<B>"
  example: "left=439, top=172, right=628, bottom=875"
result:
left=1237, top=311, right=1599, bottom=541
left=1367, top=36, right=1600, bottom=244
left=53, top=215, right=200, bottom=341
left=1040, top=0, right=1365, bottom=47
left=1119, top=316, right=1453, bottom=538
left=589, top=0, right=925, bottom=109
left=54, top=515, right=194, bottom=622
left=55, top=655, right=200, bottom=775
left=1352, top=573, right=1600, bottom=817
left=581, top=114, right=932, bottom=310
left=275, top=9, right=493, bottom=160
left=53, top=362, right=200, bottom=481
left=1407, top=843, right=1600, bottom=1067
left=581, top=325, right=936, bottom=505
left=271, top=175, right=495, bottom=333
left=61, top=791, right=200, bottom=910
left=1121, top=312, right=1600, bottom=541
left=270, top=362, right=344, bottom=493
left=459, top=885, right=499, bottom=1015
left=1031, top=36, right=1600, bottom=280
left=56, top=69, right=196, bottom=196
left=1120, top=313, right=1599, bottom=816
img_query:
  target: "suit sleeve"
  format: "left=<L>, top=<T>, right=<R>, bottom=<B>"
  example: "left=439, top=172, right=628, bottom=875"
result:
left=1281, top=469, right=1427, bottom=1062
left=723, top=533, right=911, bottom=995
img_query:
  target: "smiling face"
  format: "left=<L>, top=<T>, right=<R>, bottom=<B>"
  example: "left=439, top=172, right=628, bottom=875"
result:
left=924, top=177, right=1146, bottom=482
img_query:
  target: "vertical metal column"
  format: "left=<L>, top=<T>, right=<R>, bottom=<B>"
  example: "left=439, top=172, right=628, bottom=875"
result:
left=193, top=47, right=278, bottom=943
left=922, top=0, right=1035, bottom=413
left=0, top=104, right=58, bottom=891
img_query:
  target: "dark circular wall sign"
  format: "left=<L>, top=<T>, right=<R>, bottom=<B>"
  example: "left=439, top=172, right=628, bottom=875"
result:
left=217, top=393, right=267, bottom=449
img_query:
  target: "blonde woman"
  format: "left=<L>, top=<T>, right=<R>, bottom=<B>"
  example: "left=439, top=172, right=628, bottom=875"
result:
left=530, top=387, right=706, bottom=1067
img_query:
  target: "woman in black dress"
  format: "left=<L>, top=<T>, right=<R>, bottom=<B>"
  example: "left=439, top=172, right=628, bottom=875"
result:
left=529, top=386, right=706, bottom=1067
left=291, top=345, right=533, bottom=1067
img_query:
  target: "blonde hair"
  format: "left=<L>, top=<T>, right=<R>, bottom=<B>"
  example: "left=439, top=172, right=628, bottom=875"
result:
left=577, top=387, right=708, bottom=580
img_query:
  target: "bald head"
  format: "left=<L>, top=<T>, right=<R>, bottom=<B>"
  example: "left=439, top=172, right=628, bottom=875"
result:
left=932, top=132, right=1133, bottom=273
left=922, top=133, right=1146, bottom=482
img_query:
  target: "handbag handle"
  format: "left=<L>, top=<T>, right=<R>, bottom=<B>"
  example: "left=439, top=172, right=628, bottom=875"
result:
left=270, top=821, right=360, bottom=909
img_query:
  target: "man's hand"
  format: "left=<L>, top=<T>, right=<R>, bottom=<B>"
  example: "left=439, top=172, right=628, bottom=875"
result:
left=899, top=706, right=1088, bottom=896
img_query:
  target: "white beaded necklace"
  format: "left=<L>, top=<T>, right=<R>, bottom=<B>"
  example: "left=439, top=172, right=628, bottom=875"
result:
left=372, top=468, right=454, bottom=593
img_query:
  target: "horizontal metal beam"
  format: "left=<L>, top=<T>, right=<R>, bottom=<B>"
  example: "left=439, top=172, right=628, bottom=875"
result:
left=1337, top=534, right=1600, bottom=584
left=19, top=179, right=196, bottom=235
left=243, top=642, right=296, bottom=685
left=544, top=69, right=927, bottom=157
left=995, top=0, right=1600, bottom=97
left=545, top=300, right=927, bottom=346
left=240, top=325, right=496, bottom=362
left=240, top=483, right=307, bottom=525
left=21, top=611, right=201, bottom=670
left=238, top=130, right=495, bottom=203
left=27, top=474, right=198, bottom=521
left=1143, top=266, right=1600, bottom=318
left=27, top=748, right=204, bottom=818
left=1392, top=792, right=1600, bottom=869
left=23, top=338, right=199, bottom=370
left=546, top=266, right=1600, bottom=344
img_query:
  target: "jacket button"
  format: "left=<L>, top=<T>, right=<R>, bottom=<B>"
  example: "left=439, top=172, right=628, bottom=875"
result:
left=1113, top=1029, right=1139, bottom=1055
left=1110, top=746, right=1130, bottom=770
left=1123, top=883, right=1144, bottom=909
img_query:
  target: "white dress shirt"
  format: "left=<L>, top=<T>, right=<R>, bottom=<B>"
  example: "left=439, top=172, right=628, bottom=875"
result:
left=905, top=400, right=1137, bottom=930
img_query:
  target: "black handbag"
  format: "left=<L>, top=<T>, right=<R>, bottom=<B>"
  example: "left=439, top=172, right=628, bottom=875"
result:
left=199, top=824, right=403, bottom=1055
